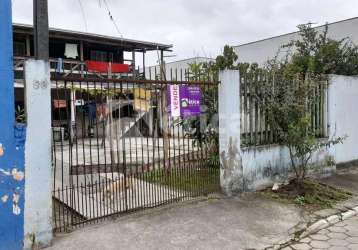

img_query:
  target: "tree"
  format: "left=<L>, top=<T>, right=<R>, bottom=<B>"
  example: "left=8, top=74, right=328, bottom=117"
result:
left=251, top=71, right=344, bottom=186
left=268, top=23, right=358, bottom=77
left=253, top=23, right=352, bottom=186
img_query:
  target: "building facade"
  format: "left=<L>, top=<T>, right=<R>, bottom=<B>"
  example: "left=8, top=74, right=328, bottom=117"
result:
left=145, top=57, right=215, bottom=81
left=233, top=17, right=358, bottom=65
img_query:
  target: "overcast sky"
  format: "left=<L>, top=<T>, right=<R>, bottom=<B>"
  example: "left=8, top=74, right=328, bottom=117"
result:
left=12, top=0, right=358, bottom=66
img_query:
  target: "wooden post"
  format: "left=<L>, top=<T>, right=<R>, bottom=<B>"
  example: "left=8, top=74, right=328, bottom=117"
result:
left=142, top=50, right=146, bottom=79
left=107, top=63, right=116, bottom=164
left=80, top=41, right=84, bottom=77
left=26, top=35, right=31, bottom=56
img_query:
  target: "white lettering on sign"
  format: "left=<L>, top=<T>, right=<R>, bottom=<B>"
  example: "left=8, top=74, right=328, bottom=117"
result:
left=170, top=85, right=180, bottom=117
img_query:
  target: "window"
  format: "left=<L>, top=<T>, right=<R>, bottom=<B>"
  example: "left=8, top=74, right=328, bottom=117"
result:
left=90, top=50, right=114, bottom=62
left=90, top=50, right=107, bottom=62
left=14, top=41, right=26, bottom=56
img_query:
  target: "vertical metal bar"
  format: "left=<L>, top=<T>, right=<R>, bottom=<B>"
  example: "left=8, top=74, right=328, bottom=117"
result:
left=243, top=73, right=248, bottom=146
left=33, top=0, right=49, bottom=60
left=132, top=51, right=136, bottom=79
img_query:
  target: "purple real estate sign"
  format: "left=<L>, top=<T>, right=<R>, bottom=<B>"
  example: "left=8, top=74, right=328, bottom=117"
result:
left=167, top=85, right=201, bottom=118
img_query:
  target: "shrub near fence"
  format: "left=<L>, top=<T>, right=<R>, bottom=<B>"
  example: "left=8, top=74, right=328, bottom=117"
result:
left=240, top=70, right=327, bottom=147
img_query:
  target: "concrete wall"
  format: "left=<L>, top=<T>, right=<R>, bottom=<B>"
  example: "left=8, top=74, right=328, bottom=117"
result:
left=219, top=71, right=352, bottom=193
left=219, top=72, right=358, bottom=193
left=24, top=60, right=52, bottom=249
left=219, top=70, right=243, bottom=195
left=234, top=17, right=358, bottom=65
left=328, top=75, right=358, bottom=165
left=241, top=144, right=335, bottom=190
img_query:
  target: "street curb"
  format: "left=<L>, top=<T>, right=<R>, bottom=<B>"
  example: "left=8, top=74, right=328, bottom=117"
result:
left=265, top=205, right=358, bottom=250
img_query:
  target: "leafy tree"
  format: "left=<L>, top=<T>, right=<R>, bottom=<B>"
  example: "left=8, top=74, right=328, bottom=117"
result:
left=253, top=23, right=353, bottom=186
left=268, top=23, right=358, bottom=77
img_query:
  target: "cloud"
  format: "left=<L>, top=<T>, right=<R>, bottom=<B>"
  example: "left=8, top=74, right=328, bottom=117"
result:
left=12, top=0, right=358, bottom=65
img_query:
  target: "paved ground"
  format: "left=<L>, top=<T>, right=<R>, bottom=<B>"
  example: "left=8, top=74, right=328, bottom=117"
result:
left=286, top=215, right=358, bottom=250
left=320, top=167, right=358, bottom=195
left=46, top=194, right=306, bottom=250
left=46, top=167, right=358, bottom=250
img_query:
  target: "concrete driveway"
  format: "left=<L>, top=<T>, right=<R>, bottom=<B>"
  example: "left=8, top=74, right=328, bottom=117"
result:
left=47, top=194, right=306, bottom=250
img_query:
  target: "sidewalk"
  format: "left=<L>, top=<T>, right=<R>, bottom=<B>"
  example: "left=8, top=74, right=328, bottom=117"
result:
left=47, top=194, right=307, bottom=250
left=46, top=167, right=358, bottom=250
left=285, top=214, right=358, bottom=250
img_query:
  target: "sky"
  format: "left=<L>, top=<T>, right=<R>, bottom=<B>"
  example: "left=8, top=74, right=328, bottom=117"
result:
left=12, top=0, right=358, bottom=66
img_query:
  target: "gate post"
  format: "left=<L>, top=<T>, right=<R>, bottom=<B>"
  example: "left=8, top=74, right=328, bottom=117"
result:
left=24, top=60, right=52, bottom=249
left=219, top=70, right=244, bottom=196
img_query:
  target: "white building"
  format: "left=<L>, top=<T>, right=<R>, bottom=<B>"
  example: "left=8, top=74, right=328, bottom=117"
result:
left=233, top=17, right=358, bottom=65
left=145, top=57, right=215, bottom=80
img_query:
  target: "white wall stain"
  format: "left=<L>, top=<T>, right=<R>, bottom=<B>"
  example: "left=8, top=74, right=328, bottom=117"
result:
left=12, top=193, right=21, bottom=215
left=0, top=168, right=11, bottom=176
left=0, top=143, right=4, bottom=157
left=11, top=168, right=24, bottom=181
left=1, top=195, right=9, bottom=203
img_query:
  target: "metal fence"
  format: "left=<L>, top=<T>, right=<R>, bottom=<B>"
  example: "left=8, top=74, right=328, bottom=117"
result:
left=51, top=75, right=220, bottom=232
left=240, top=71, right=327, bottom=147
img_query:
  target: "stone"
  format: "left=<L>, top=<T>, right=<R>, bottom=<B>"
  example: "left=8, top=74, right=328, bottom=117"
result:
left=291, top=243, right=311, bottom=250
left=310, top=234, right=329, bottom=241
left=327, top=215, right=341, bottom=225
left=272, top=183, right=280, bottom=191
left=306, top=220, right=329, bottom=235
left=342, top=210, right=356, bottom=220
left=329, top=226, right=348, bottom=233
left=327, top=238, right=349, bottom=246
left=327, top=232, right=348, bottom=240
left=309, top=240, right=331, bottom=248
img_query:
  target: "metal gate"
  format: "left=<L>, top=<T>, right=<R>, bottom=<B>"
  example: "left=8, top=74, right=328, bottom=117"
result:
left=51, top=75, right=220, bottom=232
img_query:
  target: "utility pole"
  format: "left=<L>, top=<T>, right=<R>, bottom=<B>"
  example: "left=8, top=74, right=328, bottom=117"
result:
left=33, top=0, right=49, bottom=60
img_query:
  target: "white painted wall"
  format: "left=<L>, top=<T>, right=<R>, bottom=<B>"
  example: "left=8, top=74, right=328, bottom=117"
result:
left=24, top=60, right=52, bottom=249
left=241, top=144, right=334, bottom=190
left=219, top=70, right=242, bottom=195
left=218, top=71, right=358, bottom=192
left=234, top=17, right=358, bottom=65
left=145, top=57, right=215, bottom=80
left=328, top=75, right=358, bottom=164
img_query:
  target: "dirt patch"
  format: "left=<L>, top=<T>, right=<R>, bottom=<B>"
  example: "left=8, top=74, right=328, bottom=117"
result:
left=260, top=178, right=353, bottom=212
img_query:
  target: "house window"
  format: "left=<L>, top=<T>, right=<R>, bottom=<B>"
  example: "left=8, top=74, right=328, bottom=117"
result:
left=90, top=50, right=114, bottom=62
left=14, top=41, right=26, bottom=56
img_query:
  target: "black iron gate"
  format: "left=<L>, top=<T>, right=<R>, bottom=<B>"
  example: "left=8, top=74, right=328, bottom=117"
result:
left=51, top=75, right=220, bottom=232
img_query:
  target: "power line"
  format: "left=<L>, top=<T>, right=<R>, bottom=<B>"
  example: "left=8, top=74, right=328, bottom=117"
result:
left=77, top=0, right=88, bottom=32
left=100, top=0, right=123, bottom=38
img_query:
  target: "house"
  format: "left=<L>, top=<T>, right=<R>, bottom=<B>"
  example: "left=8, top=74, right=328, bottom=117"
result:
left=145, top=57, right=215, bottom=81
left=13, top=23, right=172, bottom=82
left=12, top=23, right=172, bottom=140
left=233, top=16, right=358, bottom=65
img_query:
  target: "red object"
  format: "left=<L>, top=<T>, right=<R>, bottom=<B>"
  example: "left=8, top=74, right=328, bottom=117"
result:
left=53, top=100, right=67, bottom=108
left=85, top=60, right=130, bottom=73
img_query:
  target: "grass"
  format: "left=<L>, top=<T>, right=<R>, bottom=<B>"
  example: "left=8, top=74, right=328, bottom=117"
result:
left=142, top=165, right=220, bottom=195
left=261, top=178, right=353, bottom=211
